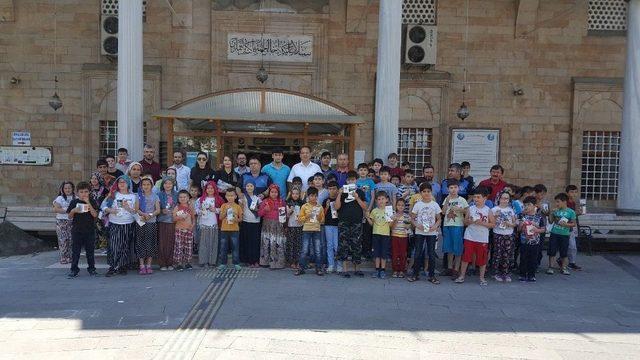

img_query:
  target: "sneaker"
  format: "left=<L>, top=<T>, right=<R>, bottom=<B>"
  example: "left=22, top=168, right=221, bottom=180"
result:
left=316, top=269, right=324, bottom=276
left=561, top=268, right=571, bottom=275
left=217, top=264, right=227, bottom=271
left=454, top=277, right=465, bottom=283
left=354, top=271, right=365, bottom=278
left=294, top=269, right=305, bottom=276
left=420, top=270, right=427, bottom=277
left=234, top=264, right=242, bottom=271
left=546, top=268, right=554, bottom=275
left=88, top=270, right=98, bottom=277
left=341, top=272, right=351, bottom=278
left=67, top=272, right=79, bottom=279
left=185, top=264, right=193, bottom=270
left=336, top=266, right=344, bottom=273
left=493, top=275, right=503, bottom=282
left=527, top=276, right=537, bottom=282
left=568, top=263, right=582, bottom=271
left=160, top=267, right=168, bottom=271
left=175, top=265, right=184, bottom=272
left=479, top=279, right=488, bottom=286
left=504, top=275, right=512, bottom=283
left=326, top=266, right=335, bottom=273
left=167, top=266, right=174, bottom=271
left=379, top=271, right=387, bottom=279
left=519, top=276, right=527, bottom=282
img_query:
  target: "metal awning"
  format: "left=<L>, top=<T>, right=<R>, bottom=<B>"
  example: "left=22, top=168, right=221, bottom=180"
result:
left=153, top=88, right=364, bottom=124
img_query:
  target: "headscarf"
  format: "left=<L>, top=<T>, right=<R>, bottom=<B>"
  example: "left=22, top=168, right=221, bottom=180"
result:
left=243, top=177, right=257, bottom=205
left=199, top=180, right=225, bottom=208
left=57, top=181, right=76, bottom=201
left=127, top=161, right=143, bottom=180
left=137, top=175, right=155, bottom=212
left=89, top=172, right=106, bottom=203
left=263, top=184, right=285, bottom=209
left=103, top=175, right=132, bottom=208
left=158, top=176, right=178, bottom=209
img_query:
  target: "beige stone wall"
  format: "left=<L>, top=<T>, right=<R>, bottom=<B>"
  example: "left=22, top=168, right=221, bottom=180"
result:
left=0, top=0, right=627, bottom=205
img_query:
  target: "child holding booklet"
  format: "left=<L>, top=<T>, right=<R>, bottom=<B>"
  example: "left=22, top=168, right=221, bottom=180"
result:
left=518, top=196, right=546, bottom=282
left=335, top=171, right=367, bottom=278
left=257, top=184, right=287, bottom=269
left=408, top=183, right=441, bottom=284
left=53, top=181, right=76, bottom=264
left=285, top=187, right=304, bottom=269
left=102, top=176, right=137, bottom=276
left=196, top=181, right=224, bottom=268
left=391, top=198, right=411, bottom=278
left=158, top=177, right=178, bottom=270
left=491, top=191, right=517, bottom=282
left=218, top=189, right=243, bottom=270
left=295, top=187, right=325, bottom=276
left=172, top=190, right=195, bottom=271
left=366, top=191, right=393, bottom=279
left=240, top=179, right=262, bottom=268
left=134, top=176, right=160, bottom=275
left=66, top=181, right=99, bottom=278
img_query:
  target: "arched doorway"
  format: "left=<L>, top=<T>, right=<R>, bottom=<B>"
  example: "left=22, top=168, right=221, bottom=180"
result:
left=154, top=88, right=363, bottom=168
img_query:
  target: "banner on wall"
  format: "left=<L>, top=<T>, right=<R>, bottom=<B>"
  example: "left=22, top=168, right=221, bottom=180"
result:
left=0, top=146, right=52, bottom=166
left=451, top=129, right=500, bottom=183
left=227, top=33, right=313, bottom=62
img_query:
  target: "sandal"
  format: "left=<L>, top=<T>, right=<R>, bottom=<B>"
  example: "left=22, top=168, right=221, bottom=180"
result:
left=454, top=277, right=465, bottom=283
left=407, top=276, right=418, bottom=282
left=398, top=273, right=405, bottom=278
left=479, top=279, right=488, bottom=286
left=392, top=273, right=399, bottom=278
left=428, top=277, right=440, bottom=285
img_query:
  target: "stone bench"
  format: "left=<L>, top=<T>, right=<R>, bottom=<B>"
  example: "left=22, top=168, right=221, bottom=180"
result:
left=2, top=206, right=57, bottom=234
left=578, top=213, right=640, bottom=254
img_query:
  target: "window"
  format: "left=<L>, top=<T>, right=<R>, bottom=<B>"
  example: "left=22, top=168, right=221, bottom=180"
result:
left=99, top=120, right=148, bottom=157
left=397, top=128, right=432, bottom=175
left=402, top=0, right=437, bottom=25
left=587, top=0, right=627, bottom=33
left=581, top=131, right=620, bottom=200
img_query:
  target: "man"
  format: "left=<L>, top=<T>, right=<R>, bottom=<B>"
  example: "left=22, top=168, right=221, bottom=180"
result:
left=287, top=146, right=322, bottom=192
left=320, top=151, right=333, bottom=177
left=115, top=148, right=131, bottom=174
left=241, top=157, right=272, bottom=199
left=415, top=164, right=441, bottom=203
left=387, top=153, right=405, bottom=178
left=440, top=163, right=471, bottom=203
left=234, top=152, right=249, bottom=176
left=140, top=144, right=161, bottom=182
left=330, top=153, right=350, bottom=187
left=171, top=150, right=191, bottom=191
left=105, top=155, right=124, bottom=179
left=262, top=149, right=291, bottom=199
left=478, top=164, right=507, bottom=202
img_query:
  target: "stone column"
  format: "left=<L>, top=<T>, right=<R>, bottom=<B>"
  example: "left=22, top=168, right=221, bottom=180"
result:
left=617, top=0, right=640, bottom=214
left=117, top=0, right=144, bottom=163
left=373, top=0, right=402, bottom=160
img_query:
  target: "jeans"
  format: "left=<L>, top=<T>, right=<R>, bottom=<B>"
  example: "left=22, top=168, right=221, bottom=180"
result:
left=300, top=231, right=322, bottom=270
left=324, top=225, right=339, bottom=269
left=218, top=231, right=240, bottom=265
left=71, top=230, right=96, bottom=274
left=412, top=234, right=437, bottom=277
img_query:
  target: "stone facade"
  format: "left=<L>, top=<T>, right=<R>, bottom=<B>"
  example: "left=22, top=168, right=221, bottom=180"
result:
left=0, top=0, right=627, bottom=206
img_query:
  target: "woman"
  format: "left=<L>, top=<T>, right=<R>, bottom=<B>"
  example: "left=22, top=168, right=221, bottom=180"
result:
left=215, top=155, right=241, bottom=193
left=189, top=151, right=216, bottom=192
left=89, top=172, right=109, bottom=249
left=127, top=162, right=144, bottom=193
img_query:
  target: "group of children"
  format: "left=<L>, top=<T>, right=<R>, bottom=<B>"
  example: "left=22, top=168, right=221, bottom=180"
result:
left=54, top=157, right=582, bottom=286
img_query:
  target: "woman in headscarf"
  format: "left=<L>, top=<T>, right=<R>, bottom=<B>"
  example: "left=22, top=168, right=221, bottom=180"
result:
left=89, top=172, right=109, bottom=249
left=157, top=176, right=178, bottom=270
left=127, top=162, right=144, bottom=193
left=101, top=175, right=137, bottom=276
left=195, top=180, right=224, bottom=268
left=257, top=184, right=287, bottom=269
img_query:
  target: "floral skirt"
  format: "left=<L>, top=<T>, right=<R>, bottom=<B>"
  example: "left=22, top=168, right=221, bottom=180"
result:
left=259, top=219, right=286, bottom=269
left=56, top=219, right=72, bottom=264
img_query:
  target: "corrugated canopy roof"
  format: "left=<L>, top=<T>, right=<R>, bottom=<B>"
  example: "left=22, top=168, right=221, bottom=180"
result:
left=153, top=88, right=363, bottom=124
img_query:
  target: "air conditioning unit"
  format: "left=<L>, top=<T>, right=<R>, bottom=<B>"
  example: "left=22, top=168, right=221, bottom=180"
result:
left=101, top=15, right=119, bottom=56
left=404, top=25, right=437, bottom=65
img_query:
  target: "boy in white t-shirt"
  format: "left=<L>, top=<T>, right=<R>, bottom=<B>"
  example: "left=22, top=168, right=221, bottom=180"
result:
left=441, top=179, right=469, bottom=278
left=455, top=186, right=495, bottom=286
left=408, top=183, right=442, bottom=284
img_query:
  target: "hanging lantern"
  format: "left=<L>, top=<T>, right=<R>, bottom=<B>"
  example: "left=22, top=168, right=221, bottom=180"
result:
left=49, top=76, right=63, bottom=111
left=256, top=65, right=268, bottom=84
left=456, top=102, right=469, bottom=120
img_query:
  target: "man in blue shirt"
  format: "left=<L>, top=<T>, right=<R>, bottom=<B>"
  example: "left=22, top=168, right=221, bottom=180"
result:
left=330, top=153, right=350, bottom=187
left=440, top=163, right=471, bottom=204
left=241, top=156, right=272, bottom=199
left=262, top=149, right=291, bottom=199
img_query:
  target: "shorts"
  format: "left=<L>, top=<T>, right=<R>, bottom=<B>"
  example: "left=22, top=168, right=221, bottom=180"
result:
left=461, top=240, right=489, bottom=266
left=442, top=226, right=464, bottom=256
left=548, top=232, right=569, bottom=258
left=371, top=234, right=390, bottom=259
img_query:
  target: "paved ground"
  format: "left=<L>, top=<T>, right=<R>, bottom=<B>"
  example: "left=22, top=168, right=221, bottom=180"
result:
left=1, top=251, right=639, bottom=359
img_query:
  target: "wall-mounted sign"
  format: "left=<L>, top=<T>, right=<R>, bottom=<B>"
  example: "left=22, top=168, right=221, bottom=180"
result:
left=227, top=33, right=313, bottom=63
left=451, top=129, right=500, bottom=183
left=0, top=146, right=52, bottom=166
left=11, top=131, right=31, bottom=146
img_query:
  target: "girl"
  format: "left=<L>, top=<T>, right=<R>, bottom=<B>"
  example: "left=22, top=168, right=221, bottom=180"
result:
left=239, top=179, right=261, bottom=268
left=89, top=172, right=109, bottom=249
left=53, top=181, right=75, bottom=264
left=154, top=167, right=177, bottom=193
left=257, top=184, right=287, bottom=269
left=134, top=176, right=160, bottom=275
left=172, top=190, right=195, bottom=271
left=218, top=189, right=243, bottom=270
left=101, top=176, right=136, bottom=276
left=157, top=177, right=178, bottom=270
left=196, top=181, right=224, bottom=268
left=285, top=187, right=304, bottom=269
left=391, top=198, right=411, bottom=278
left=491, top=191, right=517, bottom=282
left=215, top=155, right=241, bottom=193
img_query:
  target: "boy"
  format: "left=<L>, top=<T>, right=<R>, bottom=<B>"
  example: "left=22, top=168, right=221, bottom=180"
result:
left=396, top=169, right=418, bottom=208
left=408, top=183, right=442, bottom=284
left=387, top=153, right=405, bottom=178
left=460, top=161, right=475, bottom=192
left=96, top=158, right=115, bottom=187
left=66, top=181, right=99, bottom=278
left=366, top=191, right=393, bottom=278
left=518, top=196, right=546, bottom=282
left=565, top=185, right=583, bottom=270
left=323, top=181, right=341, bottom=273
left=115, top=147, right=131, bottom=174
left=105, top=154, right=124, bottom=179
left=374, top=167, right=397, bottom=208
left=335, top=171, right=367, bottom=277
left=371, top=159, right=383, bottom=183
left=547, top=193, right=577, bottom=275
left=455, top=186, right=495, bottom=285
left=312, top=172, right=329, bottom=268
left=401, top=161, right=411, bottom=173
left=296, top=187, right=325, bottom=276
left=313, top=172, right=329, bottom=204
left=441, top=179, right=469, bottom=277
left=391, top=174, right=401, bottom=187
left=320, top=151, right=333, bottom=177
left=533, top=184, right=549, bottom=268
left=357, top=163, right=376, bottom=260
left=218, top=189, right=243, bottom=271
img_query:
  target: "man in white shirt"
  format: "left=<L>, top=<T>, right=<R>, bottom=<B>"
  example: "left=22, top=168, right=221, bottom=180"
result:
left=287, top=146, right=321, bottom=192
left=172, top=150, right=191, bottom=191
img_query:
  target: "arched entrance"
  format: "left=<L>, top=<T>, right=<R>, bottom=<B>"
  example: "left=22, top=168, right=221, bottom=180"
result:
left=154, top=88, right=363, bottom=168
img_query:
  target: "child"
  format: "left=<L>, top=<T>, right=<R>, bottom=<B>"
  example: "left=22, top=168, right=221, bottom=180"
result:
left=66, top=181, right=99, bottom=278
left=390, top=174, right=401, bottom=187
left=196, top=181, right=223, bottom=268
left=53, top=181, right=76, bottom=264
left=313, top=172, right=329, bottom=206
left=257, top=184, right=287, bottom=269
left=172, top=190, right=195, bottom=271
left=157, top=177, right=177, bottom=270
left=218, top=189, right=243, bottom=270
left=533, top=184, right=549, bottom=267
left=101, top=176, right=137, bottom=276
left=367, top=168, right=378, bottom=183
left=134, top=176, right=160, bottom=275
left=547, top=193, right=577, bottom=275
left=335, top=171, right=367, bottom=277
left=357, top=162, right=376, bottom=260
left=401, top=161, right=411, bottom=173
left=391, top=198, right=411, bottom=278
left=285, top=187, right=304, bottom=269
left=565, top=185, right=583, bottom=270
left=295, top=187, right=325, bottom=276
left=239, top=179, right=262, bottom=268
left=375, top=167, right=398, bottom=208
left=518, top=196, right=546, bottom=282
left=323, top=181, right=341, bottom=273
left=455, top=186, right=495, bottom=285
left=491, top=191, right=517, bottom=282
left=371, top=158, right=383, bottom=183
left=312, top=172, right=329, bottom=268
left=460, top=161, right=475, bottom=191
left=441, top=179, right=469, bottom=277
left=366, top=191, right=393, bottom=278
left=408, top=183, right=442, bottom=284
left=189, top=183, right=201, bottom=255
left=396, top=170, right=417, bottom=206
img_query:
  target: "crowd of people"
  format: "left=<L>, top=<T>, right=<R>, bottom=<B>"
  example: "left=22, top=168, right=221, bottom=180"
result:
left=53, top=144, right=583, bottom=285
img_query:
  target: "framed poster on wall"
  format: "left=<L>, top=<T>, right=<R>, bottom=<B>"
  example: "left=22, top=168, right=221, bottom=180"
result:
left=450, top=129, right=500, bottom=183
left=0, top=146, right=52, bottom=166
